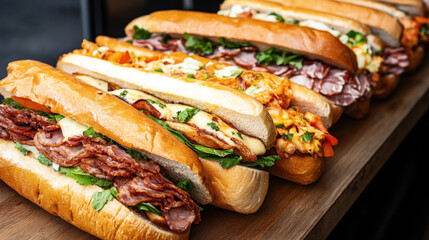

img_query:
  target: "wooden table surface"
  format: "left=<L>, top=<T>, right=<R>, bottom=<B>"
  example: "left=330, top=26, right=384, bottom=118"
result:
left=0, top=58, right=428, bottom=240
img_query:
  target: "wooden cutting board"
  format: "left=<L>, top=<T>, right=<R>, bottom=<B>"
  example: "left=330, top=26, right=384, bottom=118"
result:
left=0, top=57, right=428, bottom=240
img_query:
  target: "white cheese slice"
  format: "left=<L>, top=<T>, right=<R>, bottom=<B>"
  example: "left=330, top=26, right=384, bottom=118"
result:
left=75, top=74, right=109, bottom=91
left=58, top=117, right=88, bottom=141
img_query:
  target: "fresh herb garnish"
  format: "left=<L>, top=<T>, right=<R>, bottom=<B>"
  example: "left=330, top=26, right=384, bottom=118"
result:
left=65, top=167, right=113, bottom=187
left=207, top=122, right=219, bottom=131
left=15, top=142, right=28, bottom=156
left=132, top=26, right=152, bottom=40
left=119, top=90, right=128, bottom=97
left=283, top=132, right=294, bottom=142
left=161, top=34, right=171, bottom=44
left=240, top=155, right=280, bottom=169
left=276, top=124, right=285, bottom=128
left=83, top=127, right=104, bottom=139
left=203, top=73, right=209, bottom=79
left=269, top=12, right=285, bottom=22
left=126, top=149, right=147, bottom=161
left=345, top=30, right=366, bottom=46
left=146, top=115, right=242, bottom=169
left=256, top=47, right=303, bottom=69
left=37, top=154, right=53, bottom=166
left=187, top=74, right=196, bottom=79
left=146, top=99, right=166, bottom=109
left=302, top=132, right=313, bottom=142
left=154, top=68, right=163, bottom=73
left=236, top=132, right=243, bottom=139
left=136, top=202, right=164, bottom=215
left=176, top=107, right=200, bottom=123
left=176, top=179, right=194, bottom=194
left=420, top=24, right=429, bottom=38
left=292, top=106, right=297, bottom=111
left=183, top=33, right=214, bottom=55
left=92, top=187, right=117, bottom=211
left=219, top=37, right=251, bottom=48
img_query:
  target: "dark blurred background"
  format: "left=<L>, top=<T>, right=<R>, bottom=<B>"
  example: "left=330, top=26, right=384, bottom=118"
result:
left=0, top=1, right=428, bottom=239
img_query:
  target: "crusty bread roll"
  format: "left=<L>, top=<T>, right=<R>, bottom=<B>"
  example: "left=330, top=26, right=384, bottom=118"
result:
left=333, top=0, right=408, bottom=18
left=0, top=60, right=213, bottom=205
left=266, top=153, right=324, bottom=185
left=200, top=159, right=269, bottom=213
left=94, top=36, right=335, bottom=129
left=406, top=45, right=426, bottom=73
left=125, top=10, right=358, bottom=74
left=373, top=74, right=400, bottom=99
left=354, top=0, right=425, bottom=16
left=57, top=53, right=276, bottom=148
left=266, top=0, right=403, bottom=47
left=0, top=139, right=189, bottom=240
left=220, top=0, right=371, bottom=35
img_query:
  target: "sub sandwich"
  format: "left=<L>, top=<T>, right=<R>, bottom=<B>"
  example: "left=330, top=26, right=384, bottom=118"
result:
left=123, top=10, right=377, bottom=119
left=0, top=60, right=214, bottom=239
left=57, top=37, right=338, bottom=185
left=218, top=0, right=396, bottom=102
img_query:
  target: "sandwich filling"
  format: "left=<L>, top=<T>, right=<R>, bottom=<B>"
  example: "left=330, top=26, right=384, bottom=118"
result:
left=72, top=40, right=337, bottom=160
left=123, top=26, right=372, bottom=107
left=0, top=99, right=201, bottom=233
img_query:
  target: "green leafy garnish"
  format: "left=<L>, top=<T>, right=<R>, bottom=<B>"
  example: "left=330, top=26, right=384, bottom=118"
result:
left=283, top=132, right=294, bottom=142
left=183, top=33, right=214, bottom=55
left=237, top=132, right=243, bottom=139
left=420, top=24, right=429, bottom=38
left=291, top=106, right=297, bottom=111
left=269, top=12, right=285, bottom=22
left=15, top=142, right=28, bottom=156
left=146, top=114, right=242, bottom=169
left=240, top=155, right=280, bottom=169
left=256, top=47, right=303, bottom=69
left=161, top=34, right=171, bottom=44
left=136, top=202, right=163, bottom=215
left=187, top=74, right=196, bottom=79
left=92, top=187, right=117, bottom=211
left=176, top=179, right=194, bottom=194
left=203, top=73, right=209, bottom=79
left=154, top=68, right=163, bottom=73
left=146, top=99, right=166, bottom=109
left=198, top=205, right=204, bottom=212
left=219, top=37, right=250, bottom=48
left=302, top=132, right=313, bottom=142
left=37, top=154, right=53, bottom=166
left=126, top=149, right=147, bottom=161
left=132, top=26, right=151, bottom=40
left=64, top=166, right=113, bottom=187
left=345, top=30, right=366, bottom=46
left=119, top=90, right=128, bottom=97
left=207, top=122, right=219, bottom=131
left=276, top=124, right=285, bottom=128
left=176, top=107, right=200, bottom=123
left=83, top=127, right=104, bottom=139
left=3, top=98, right=24, bottom=109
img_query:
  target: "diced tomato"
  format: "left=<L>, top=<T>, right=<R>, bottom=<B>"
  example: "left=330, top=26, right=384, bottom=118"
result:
left=118, top=51, right=131, bottom=64
left=304, top=112, right=328, bottom=133
left=11, top=96, right=52, bottom=113
left=323, top=141, right=334, bottom=158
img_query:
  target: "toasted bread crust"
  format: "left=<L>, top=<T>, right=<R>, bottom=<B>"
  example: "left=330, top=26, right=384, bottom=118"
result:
left=266, top=0, right=403, bottom=47
left=125, top=10, right=358, bottom=73
left=0, top=60, right=212, bottom=204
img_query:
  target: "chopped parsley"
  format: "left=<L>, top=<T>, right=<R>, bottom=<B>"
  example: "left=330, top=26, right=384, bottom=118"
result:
left=302, top=132, right=313, bottom=142
left=236, top=132, right=243, bottom=139
left=187, top=74, right=196, bottom=79
left=176, top=107, right=200, bottom=123
left=176, top=179, right=194, bottom=194
left=207, top=122, right=219, bottom=131
left=269, top=12, right=285, bottom=23
left=283, top=132, right=294, bottom=142
left=119, top=90, right=128, bottom=97
left=256, top=47, right=303, bottom=69
left=183, top=33, right=214, bottom=55
left=344, top=30, right=366, bottom=46
left=146, top=99, right=166, bottom=109
left=203, top=73, right=209, bottom=79
left=132, top=26, right=151, bottom=40
left=276, top=124, right=285, bottom=128
left=292, top=106, right=297, bottom=111
left=154, top=68, right=163, bottom=73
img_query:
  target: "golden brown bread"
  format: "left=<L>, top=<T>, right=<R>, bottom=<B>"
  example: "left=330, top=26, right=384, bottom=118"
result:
left=373, top=74, right=400, bottom=99
left=369, top=0, right=425, bottom=16
left=125, top=10, right=358, bottom=73
left=266, top=154, right=324, bottom=185
left=266, top=0, right=403, bottom=47
left=333, top=0, right=408, bottom=18
left=220, top=0, right=372, bottom=35
left=0, top=139, right=189, bottom=240
left=406, top=45, right=425, bottom=72
left=343, top=98, right=371, bottom=119
left=0, top=60, right=213, bottom=204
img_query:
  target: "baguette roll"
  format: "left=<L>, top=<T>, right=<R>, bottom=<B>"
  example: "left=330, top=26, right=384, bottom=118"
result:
left=0, top=60, right=216, bottom=237
left=338, top=0, right=425, bottom=16
left=125, top=10, right=357, bottom=73
left=266, top=0, right=403, bottom=47
left=0, top=139, right=189, bottom=240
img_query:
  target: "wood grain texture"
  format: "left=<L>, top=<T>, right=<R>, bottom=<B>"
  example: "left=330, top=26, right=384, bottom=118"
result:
left=0, top=57, right=428, bottom=239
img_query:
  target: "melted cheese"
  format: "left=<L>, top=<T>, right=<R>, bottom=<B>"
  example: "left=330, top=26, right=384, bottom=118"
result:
left=58, top=117, right=88, bottom=141
left=109, top=88, right=266, bottom=156
left=75, top=74, right=109, bottom=91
